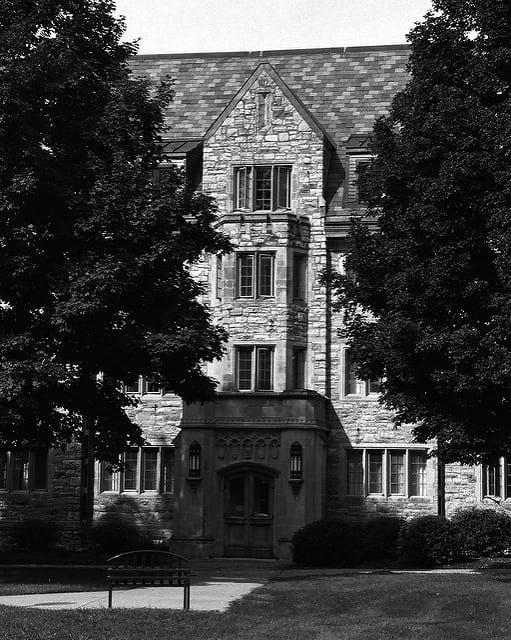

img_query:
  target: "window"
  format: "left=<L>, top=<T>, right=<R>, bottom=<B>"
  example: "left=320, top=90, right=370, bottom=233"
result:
left=346, top=448, right=428, bottom=497
left=236, top=346, right=274, bottom=391
left=345, top=154, right=372, bottom=206
left=482, top=457, right=511, bottom=499
left=257, top=91, right=272, bottom=128
left=343, top=349, right=383, bottom=397
left=0, top=449, right=48, bottom=492
left=124, top=376, right=162, bottom=395
left=216, top=255, right=223, bottom=300
left=291, top=347, right=306, bottom=389
left=292, top=254, right=307, bottom=300
left=237, top=253, right=274, bottom=298
left=234, top=165, right=291, bottom=211
left=99, top=447, right=174, bottom=494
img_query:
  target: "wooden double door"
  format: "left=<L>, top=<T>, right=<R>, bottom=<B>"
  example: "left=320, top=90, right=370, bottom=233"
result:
left=223, top=469, right=274, bottom=558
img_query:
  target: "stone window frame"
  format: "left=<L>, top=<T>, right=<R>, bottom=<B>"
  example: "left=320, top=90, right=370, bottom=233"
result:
left=123, top=376, right=163, bottom=396
left=233, top=164, right=292, bottom=212
left=0, top=448, right=49, bottom=493
left=98, top=446, right=175, bottom=495
left=346, top=447, right=429, bottom=498
left=341, top=347, right=383, bottom=398
left=234, top=345, right=275, bottom=392
left=236, top=252, right=275, bottom=299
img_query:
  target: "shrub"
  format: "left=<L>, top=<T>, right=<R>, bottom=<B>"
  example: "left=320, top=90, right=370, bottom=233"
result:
left=292, top=518, right=364, bottom=567
left=451, top=507, right=511, bottom=558
left=88, top=515, right=149, bottom=554
left=399, top=515, right=462, bottom=567
left=362, top=517, right=403, bottom=560
left=9, top=517, right=60, bottom=551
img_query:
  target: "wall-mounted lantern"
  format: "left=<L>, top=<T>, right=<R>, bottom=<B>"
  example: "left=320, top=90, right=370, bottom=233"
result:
left=188, top=441, right=201, bottom=480
left=289, top=442, right=303, bottom=490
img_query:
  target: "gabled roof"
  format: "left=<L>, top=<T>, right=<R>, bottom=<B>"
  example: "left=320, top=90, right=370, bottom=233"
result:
left=130, top=45, right=409, bottom=150
left=205, top=63, right=336, bottom=149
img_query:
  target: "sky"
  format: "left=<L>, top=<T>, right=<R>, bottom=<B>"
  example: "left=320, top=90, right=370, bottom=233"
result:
left=113, top=0, right=433, bottom=55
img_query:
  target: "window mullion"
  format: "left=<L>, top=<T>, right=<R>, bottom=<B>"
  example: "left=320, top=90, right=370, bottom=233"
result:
left=383, top=450, right=388, bottom=498
left=362, top=449, right=367, bottom=496
left=252, top=347, right=257, bottom=391
left=405, top=450, right=409, bottom=498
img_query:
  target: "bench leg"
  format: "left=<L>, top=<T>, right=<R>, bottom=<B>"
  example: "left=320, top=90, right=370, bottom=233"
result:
left=184, top=585, right=190, bottom=611
left=108, top=587, right=112, bottom=609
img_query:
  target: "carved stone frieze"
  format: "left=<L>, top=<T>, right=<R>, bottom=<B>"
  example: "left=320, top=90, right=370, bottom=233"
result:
left=216, top=431, right=281, bottom=463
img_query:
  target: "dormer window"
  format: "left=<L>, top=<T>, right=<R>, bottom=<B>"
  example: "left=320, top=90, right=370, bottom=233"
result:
left=345, top=134, right=373, bottom=207
left=234, top=165, right=291, bottom=211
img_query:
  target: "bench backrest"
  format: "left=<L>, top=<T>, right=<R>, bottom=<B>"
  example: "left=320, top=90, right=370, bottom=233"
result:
left=108, top=550, right=191, bottom=571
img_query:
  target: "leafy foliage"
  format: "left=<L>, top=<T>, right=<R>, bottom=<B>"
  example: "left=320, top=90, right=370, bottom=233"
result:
left=328, top=0, right=511, bottom=463
left=451, top=507, right=511, bottom=557
left=9, top=517, right=60, bottom=551
left=292, top=517, right=403, bottom=566
left=399, top=515, right=463, bottom=566
left=88, top=514, right=149, bottom=554
left=0, top=1, right=230, bottom=460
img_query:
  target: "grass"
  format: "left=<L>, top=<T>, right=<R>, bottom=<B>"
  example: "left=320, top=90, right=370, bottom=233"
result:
left=2, top=566, right=511, bottom=639
left=0, top=567, right=105, bottom=596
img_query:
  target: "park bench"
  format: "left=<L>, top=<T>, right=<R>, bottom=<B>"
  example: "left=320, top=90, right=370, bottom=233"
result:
left=107, top=550, right=191, bottom=609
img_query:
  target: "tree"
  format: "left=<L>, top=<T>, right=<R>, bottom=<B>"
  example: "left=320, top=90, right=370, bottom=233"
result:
left=330, top=0, right=511, bottom=463
left=0, top=0, right=230, bottom=462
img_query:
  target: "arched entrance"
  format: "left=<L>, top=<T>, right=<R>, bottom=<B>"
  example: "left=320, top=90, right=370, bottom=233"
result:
left=222, top=465, right=276, bottom=558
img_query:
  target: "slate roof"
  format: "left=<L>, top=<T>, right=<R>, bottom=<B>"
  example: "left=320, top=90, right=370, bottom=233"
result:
left=130, top=45, right=410, bottom=150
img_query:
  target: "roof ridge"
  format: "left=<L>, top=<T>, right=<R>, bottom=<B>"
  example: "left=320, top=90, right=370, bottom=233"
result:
left=133, top=44, right=410, bottom=61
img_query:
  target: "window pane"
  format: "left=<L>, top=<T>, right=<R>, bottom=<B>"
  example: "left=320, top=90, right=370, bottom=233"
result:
left=293, top=255, right=306, bottom=300
left=144, top=377, right=161, bottom=394
left=142, top=449, right=158, bottom=491
left=101, top=463, right=119, bottom=492
left=0, top=452, right=8, bottom=490
left=238, top=254, right=254, bottom=297
left=32, top=449, right=48, bottom=490
left=368, top=451, right=383, bottom=493
left=162, top=448, right=174, bottom=493
left=237, top=348, right=253, bottom=390
left=13, top=451, right=29, bottom=491
left=255, top=166, right=272, bottom=210
left=216, top=255, right=223, bottom=300
left=484, top=462, right=501, bottom=497
left=506, top=459, right=511, bottom=499
left=292, top=348, right=306, bottom=389
left=228, top=476, right=245, bottom=516
left=410, top=452, right=427, bottom=496
left=256, top=348, right=273, bottom=390
left=258, top=254, right=274, bottom=296
left=389, top=452, right=405, bottom=494
left=345, top=350, right=365, bottom=395
left=369, top=378, right=382, bottom=394
left=125, top=378, right=140, bottom=394
left=347, top=450, right=363, bottom=495
left=275, top=166, right=291, bottom=209
left=235, top=167, right=251, bottom=209
left=123, top=450, right=138, bottom=491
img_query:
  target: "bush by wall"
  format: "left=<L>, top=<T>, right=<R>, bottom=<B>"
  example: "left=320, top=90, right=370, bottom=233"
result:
left=399, top=515, right=463, bottom=567
left=363, top=517, right=403, bottom=560
left=9, top=517, right=60, bottom=551
left=451, top=507, right=511, bottom=558
left=292, top=518, right=365, bottom=567
left=292, top=517, right=403, bottom=566
left=88, top=515, right=150, bottom=554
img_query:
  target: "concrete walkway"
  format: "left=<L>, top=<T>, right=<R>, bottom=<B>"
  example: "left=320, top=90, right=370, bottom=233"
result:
left=0, top=558, right=281, bottom=612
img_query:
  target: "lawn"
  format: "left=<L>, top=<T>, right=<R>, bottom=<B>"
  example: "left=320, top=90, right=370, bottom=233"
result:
left=2, top=566, right=511, bottom=640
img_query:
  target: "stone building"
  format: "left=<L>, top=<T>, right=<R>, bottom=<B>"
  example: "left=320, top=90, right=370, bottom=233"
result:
left=1, top=46, right=498, bottom=557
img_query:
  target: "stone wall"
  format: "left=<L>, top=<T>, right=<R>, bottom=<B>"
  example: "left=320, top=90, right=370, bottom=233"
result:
left=0, top=444, right=82, bottom=549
